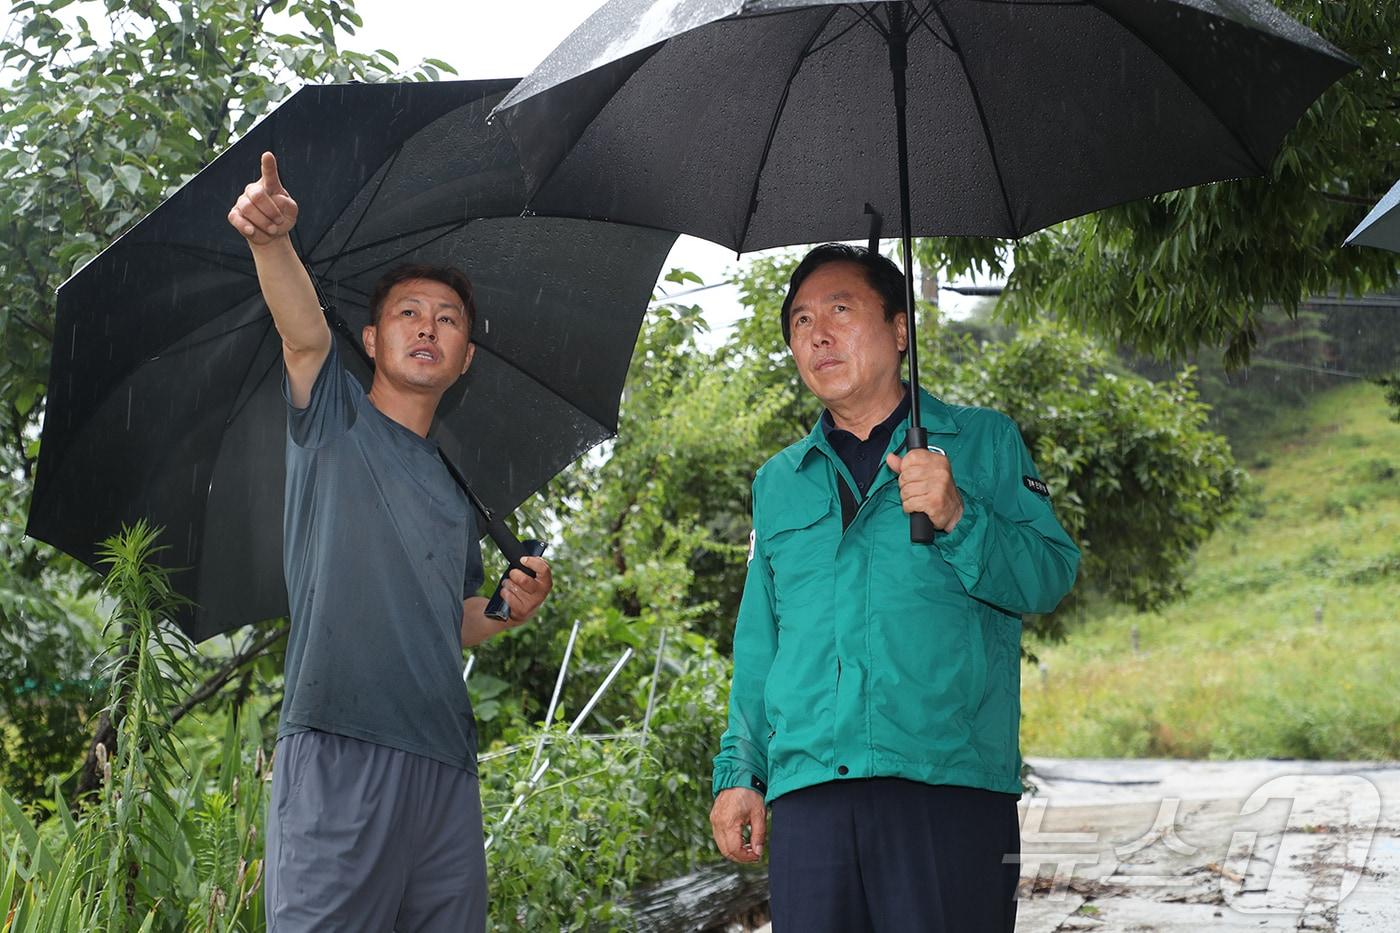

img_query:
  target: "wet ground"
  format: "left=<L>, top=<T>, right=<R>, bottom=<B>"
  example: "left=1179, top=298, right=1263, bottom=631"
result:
left=1014, top=758, right=1400, bottom=932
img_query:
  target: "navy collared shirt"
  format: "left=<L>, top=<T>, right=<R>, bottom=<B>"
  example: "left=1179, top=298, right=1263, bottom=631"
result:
left=822, top=390, right=911, bottom=497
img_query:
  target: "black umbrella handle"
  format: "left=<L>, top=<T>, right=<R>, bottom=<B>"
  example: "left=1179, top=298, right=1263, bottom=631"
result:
left=482, top=526, right=548, bottom=622
left=904, top=424, right=936, bottom=544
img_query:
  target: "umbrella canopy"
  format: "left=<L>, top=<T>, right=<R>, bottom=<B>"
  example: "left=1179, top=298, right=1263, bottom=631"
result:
left=1345, top=178, right=1400, bottom=253
left=494, top=0, right=1353, bottom=543
left=27, top=79, right=676, bottom=641
left=494, top=0, right=1354, bottom=250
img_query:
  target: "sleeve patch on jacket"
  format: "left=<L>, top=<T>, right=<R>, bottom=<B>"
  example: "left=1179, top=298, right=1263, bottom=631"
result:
left=1023, top=476, right=1050, bottom=498
left=747, top=529, right=756, bottom=564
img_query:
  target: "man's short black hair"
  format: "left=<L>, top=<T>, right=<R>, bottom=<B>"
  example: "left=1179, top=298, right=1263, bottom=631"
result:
left=369, top=263, right=476, bottom=336
left=780, top=243, right=907, bottom=345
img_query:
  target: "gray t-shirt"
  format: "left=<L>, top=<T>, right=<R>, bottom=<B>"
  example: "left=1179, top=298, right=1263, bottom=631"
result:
left=279, top=338, right=484, bottom=771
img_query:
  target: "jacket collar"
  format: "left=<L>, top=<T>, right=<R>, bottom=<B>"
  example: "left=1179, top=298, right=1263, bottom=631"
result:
left=792, top=386, right=960, bottom=474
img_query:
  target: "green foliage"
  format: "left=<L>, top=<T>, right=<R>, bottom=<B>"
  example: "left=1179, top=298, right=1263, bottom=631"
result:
left=1119, top=298, right=1400, bottom=459
left=918, top=0, right=1400, bottom=364
left=941, top=327, right=1243, bottom=619
left=0, top=524, right=270, bottom=931
left=1022, top=381, right=1400, bottom=760
left=1375, top=372, right=1400, bottom=422
left=480, top=635, right=729, bottom=929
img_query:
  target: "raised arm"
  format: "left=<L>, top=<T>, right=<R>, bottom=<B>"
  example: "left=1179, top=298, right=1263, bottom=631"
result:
left=227, top=151, right=330, bottom=407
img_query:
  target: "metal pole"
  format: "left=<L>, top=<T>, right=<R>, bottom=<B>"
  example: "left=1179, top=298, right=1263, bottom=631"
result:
left=567, top=648, right=634, bottom=737
left=485, top=647, right=634, bottom=850
left=528, top=619, right=581, bottom=775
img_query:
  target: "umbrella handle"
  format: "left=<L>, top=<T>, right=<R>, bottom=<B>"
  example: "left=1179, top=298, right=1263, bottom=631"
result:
left=904, top=425, right=936, bottom=544
left=483, top=519, right=548, bottom=621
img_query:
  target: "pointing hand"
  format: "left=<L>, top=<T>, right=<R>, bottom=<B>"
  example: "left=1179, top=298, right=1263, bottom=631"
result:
left=227, top=152, right=300, bottom=246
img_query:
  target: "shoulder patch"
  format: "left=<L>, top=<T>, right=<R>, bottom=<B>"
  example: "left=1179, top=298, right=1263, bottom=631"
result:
left=747, top=529, right=756, bottom=564
left=1023, top=476, right=1050, bottom=498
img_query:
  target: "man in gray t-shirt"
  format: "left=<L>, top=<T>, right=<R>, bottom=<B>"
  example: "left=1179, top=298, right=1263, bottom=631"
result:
left=229, top=152, right=553, bottom=932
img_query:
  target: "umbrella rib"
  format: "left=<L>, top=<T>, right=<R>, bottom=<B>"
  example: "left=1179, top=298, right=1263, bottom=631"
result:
left=737, top=6, right=842, bottom=250
left=905, top=0, right=953, bottom=52
left=311, top=220, right=469, bottom=288
left=803, top=13, right=867, bottom=59
left=469, top=339, right=614, bottom=434
left=849, top=3, right=890, bottom=42
left=144, top=312, right=270, bottom=363
left=306, top=219, right=466, bottom=270
left=158, top=243, right=258, bottom=276
left=319, top=146, right=404, bottom=279
left=1095, top=9, right=1265, bottom=176
left=928, top=4, right=1020, bottom=236
left=221, top=318, right=281, bottom=429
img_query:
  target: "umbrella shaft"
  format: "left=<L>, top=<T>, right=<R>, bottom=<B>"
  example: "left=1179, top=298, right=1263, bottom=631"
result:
left=886, top=3, right=922, bottom=427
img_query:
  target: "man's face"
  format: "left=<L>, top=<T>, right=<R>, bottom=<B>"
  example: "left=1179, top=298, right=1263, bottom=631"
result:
left=788, top=261, right=907, bottom=409
left=362, top=278, right=475, bottom=395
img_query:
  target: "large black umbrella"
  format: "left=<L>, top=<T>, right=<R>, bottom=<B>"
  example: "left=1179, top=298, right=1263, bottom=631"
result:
left=492, top=0, right=1354, bottom=540
left=27, top=79, right=676, bottom=641
left=1345, top=178, right=1400, bottom=253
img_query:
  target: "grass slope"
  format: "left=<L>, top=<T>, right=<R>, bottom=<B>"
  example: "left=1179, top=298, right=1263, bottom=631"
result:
left=1021, top=381, right=1400, bottom=760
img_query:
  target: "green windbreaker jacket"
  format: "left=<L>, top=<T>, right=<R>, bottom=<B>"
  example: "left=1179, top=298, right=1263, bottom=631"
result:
left=713, top=390, right=1080, bottom=801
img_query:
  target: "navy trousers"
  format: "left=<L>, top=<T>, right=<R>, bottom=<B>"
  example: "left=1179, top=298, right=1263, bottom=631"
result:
left=768, top=778, right=1020, bottom=933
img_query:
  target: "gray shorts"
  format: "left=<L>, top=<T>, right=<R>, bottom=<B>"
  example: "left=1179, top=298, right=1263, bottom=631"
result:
left=265, top=730, right=486, bottom=933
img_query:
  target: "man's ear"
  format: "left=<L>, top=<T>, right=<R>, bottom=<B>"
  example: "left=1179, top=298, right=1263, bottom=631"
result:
left=362, top=323, right=377, bottom=361
left=461, top=340, right=476, bottom=376
left=895, top=310, right=908, bottom=353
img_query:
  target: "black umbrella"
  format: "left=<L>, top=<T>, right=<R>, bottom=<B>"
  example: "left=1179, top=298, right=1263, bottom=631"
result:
left=27, top=79, right=676, bottom=641
left=1345, top=178, right=1400, bottom=253
left=492, top=0, right=1355, bottom=541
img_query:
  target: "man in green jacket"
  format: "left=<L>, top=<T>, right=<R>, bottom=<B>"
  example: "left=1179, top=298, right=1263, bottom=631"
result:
left=709, top=244, right=1079, bottom=932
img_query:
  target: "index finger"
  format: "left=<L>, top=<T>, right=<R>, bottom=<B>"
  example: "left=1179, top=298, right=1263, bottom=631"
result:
left=260, top=152, right=284, bottom=195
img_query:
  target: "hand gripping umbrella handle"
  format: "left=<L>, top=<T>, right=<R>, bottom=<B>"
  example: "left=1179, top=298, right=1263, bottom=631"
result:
left=482, top=519, right=547, bottom=622
left=905, top=425, right=936, bottom=544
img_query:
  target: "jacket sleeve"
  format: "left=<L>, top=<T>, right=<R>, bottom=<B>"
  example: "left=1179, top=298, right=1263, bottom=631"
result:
left=712, top=502, right=779, bottom=798
left=935, top=414, right=1080, bottom=615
